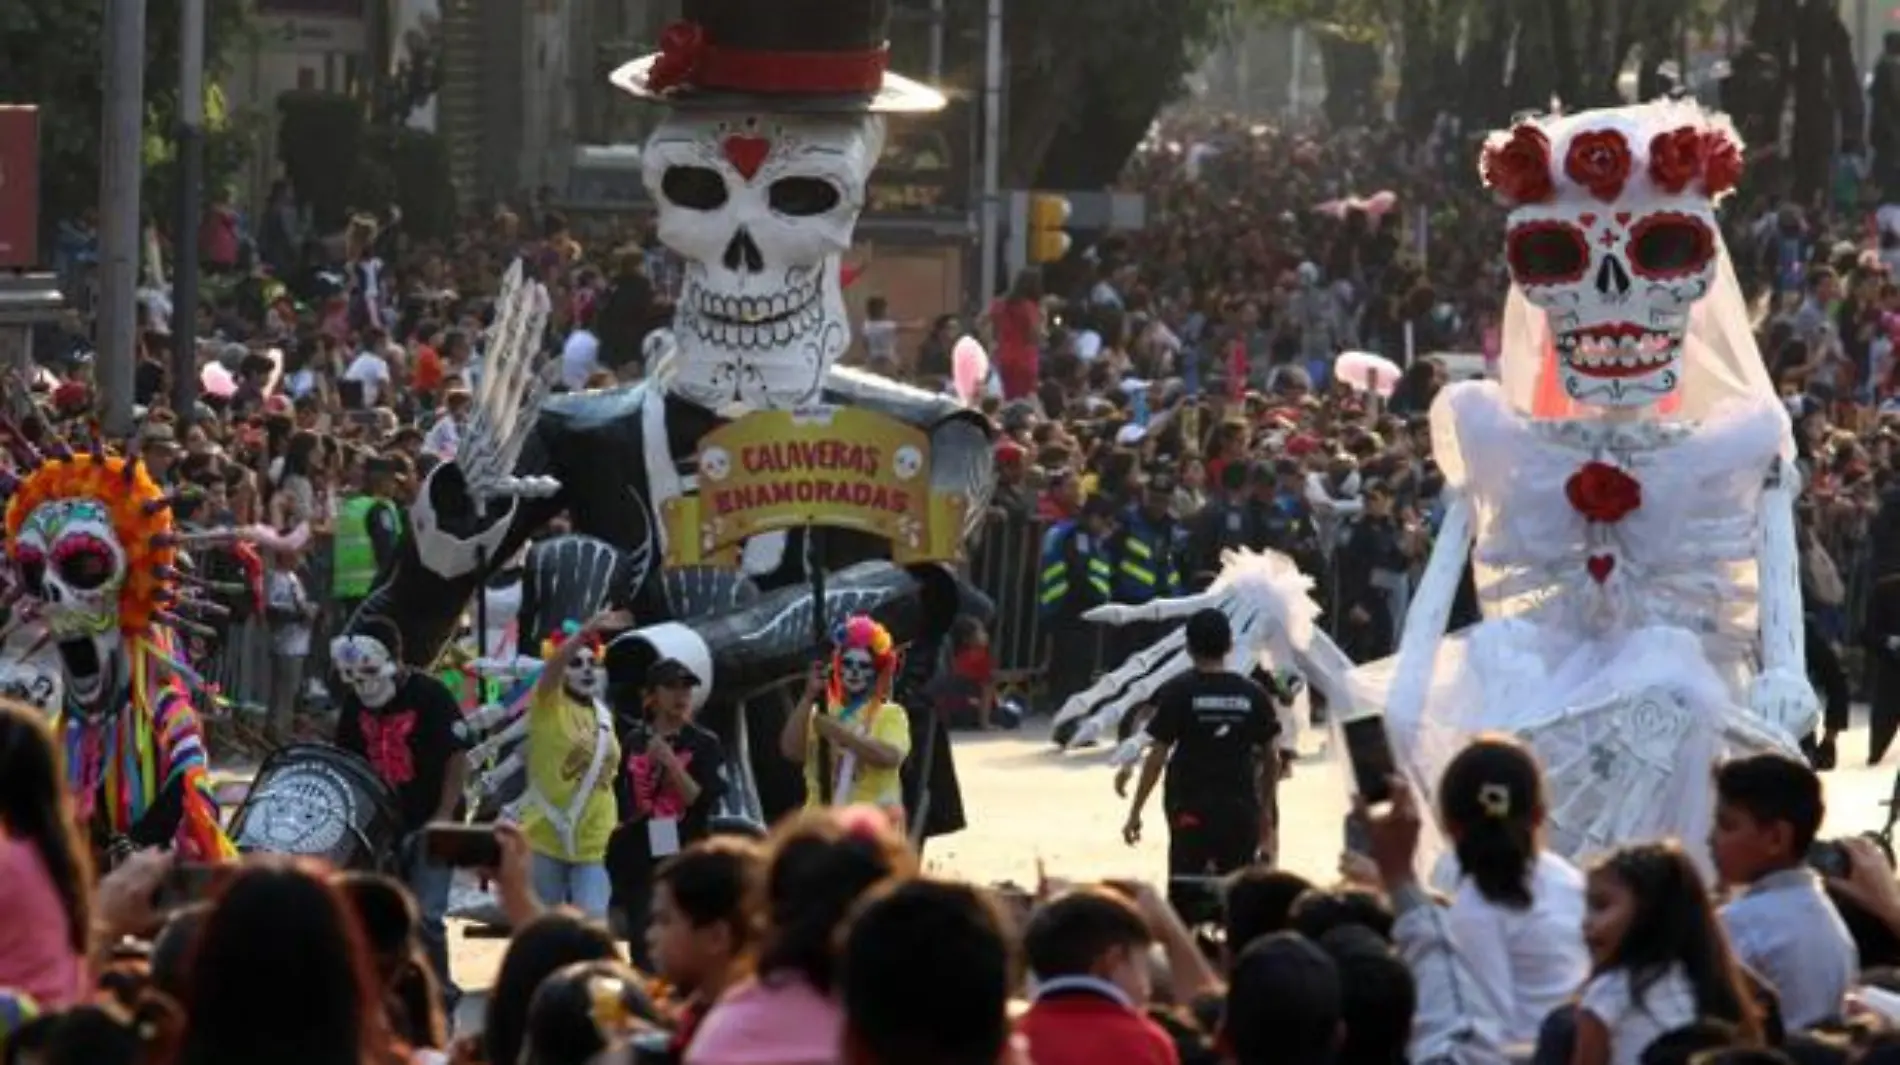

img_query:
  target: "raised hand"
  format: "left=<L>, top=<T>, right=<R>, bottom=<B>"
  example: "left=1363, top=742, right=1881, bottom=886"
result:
left=459, top=261, right=561, bottom=513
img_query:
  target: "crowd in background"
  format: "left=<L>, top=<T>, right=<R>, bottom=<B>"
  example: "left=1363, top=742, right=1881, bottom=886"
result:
left=10, top=102, right=1900, bottom=1065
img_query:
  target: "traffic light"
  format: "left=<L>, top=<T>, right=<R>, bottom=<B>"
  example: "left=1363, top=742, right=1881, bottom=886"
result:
left=1027, top=193, right=1072, bottom=263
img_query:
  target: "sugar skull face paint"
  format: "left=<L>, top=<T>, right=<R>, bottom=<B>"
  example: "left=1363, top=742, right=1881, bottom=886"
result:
left=838, top=647, right=876, bottom=696
left=332, top=635, right=399, bottom=709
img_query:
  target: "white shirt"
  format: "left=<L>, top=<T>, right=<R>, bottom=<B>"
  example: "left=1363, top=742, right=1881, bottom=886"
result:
left=561, top=328, right=601, bottom=389
left=343, top=350, right=391, bottom=406
left=1720, top=867, right=1857, bottom=1028
left=1579, top=965, right=1699, bottom=1065
left=1446, top=851, right=1590, bottom=1046
left=423, top=414, right=461, bottom=460
left=861, top=318, right=898, bottom=364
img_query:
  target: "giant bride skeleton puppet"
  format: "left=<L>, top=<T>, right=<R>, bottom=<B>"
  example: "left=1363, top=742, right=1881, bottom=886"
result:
left=1057, top=99, right=1817, bottom=859
left=340, top=0, right=993, bottom=822
left=0, top=437, right=232, bottom=862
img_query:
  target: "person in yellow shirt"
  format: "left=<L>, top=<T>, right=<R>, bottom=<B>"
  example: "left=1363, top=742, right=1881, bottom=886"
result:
left=518, top=608, right=628, bottom=920
left=778, top=614, right=911, bottom=826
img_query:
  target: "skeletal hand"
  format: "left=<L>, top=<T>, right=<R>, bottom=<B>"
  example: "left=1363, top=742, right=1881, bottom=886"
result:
left=458, top=261, right=561, bottom=513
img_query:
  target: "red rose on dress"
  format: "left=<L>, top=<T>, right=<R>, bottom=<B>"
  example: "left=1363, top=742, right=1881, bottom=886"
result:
left=1564, top=130, right=1633, bottom=201
left=1647, top=127, right=1703, bottom=194
left=646, top=20, right=708, bottom=92
left=1565, top=461, right=1643, bottom=524
left=1700, top=130, right=1743, bottom=197
left=1481, top=125, right=1555, bottom=205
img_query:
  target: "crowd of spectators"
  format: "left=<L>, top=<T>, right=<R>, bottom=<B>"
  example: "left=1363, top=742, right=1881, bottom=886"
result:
left=10, top=99, right=1900, bottom=1065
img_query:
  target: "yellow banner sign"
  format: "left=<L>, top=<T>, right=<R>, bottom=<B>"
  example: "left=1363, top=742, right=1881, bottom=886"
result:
left=661, top=406, right=966, bottom=567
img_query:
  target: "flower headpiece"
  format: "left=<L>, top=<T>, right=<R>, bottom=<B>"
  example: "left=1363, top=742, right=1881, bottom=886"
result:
left=540, top=619, right=604, bottom=662
left=0, top=435, right=200, bottom=636
left=828, top=613, right=897, bottom=705
left=1479, top=103, right=1744, bottom=209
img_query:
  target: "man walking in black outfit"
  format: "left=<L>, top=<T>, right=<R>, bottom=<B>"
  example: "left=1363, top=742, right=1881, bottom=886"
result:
left=1119, top=608, right=1282, bottom=914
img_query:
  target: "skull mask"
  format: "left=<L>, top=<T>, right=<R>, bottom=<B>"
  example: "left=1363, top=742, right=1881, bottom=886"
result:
left=12, top=498, right=129, bottom=718
left=1489, top=107, right=1735, bottom=409
left=837, top=648, right=877, bottom=697
left=332, top=635, right=400, bottom=709
left=566, top=645, right=606, bottom=703
left=643, top=110, right=886, bottom=414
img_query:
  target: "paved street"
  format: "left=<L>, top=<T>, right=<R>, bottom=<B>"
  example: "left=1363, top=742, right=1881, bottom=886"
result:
left=438, top=712, right=1900, bottom=1027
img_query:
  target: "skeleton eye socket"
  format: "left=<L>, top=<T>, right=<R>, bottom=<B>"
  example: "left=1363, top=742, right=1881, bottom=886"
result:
left=661, top=166, right=729, bottom=211
left=13, top=547, right=45, bottom=595
left=1627, top=214, right=1715, bottom=279
left=52, top=536, right=115, bottom=591
left=1506, top=222, right=1589, bottom=285
left=769, top=177, right=842, bottom=217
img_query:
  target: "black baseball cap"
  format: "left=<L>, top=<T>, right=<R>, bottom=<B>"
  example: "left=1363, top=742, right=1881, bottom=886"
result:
left=646, top=658, right=701, bottom=689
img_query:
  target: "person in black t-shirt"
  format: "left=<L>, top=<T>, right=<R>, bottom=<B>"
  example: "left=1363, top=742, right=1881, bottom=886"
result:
left=607, top=657, right=728, bottom=966
left=330, top=625, right=469, bottom=1005
left=1120, top=608, right=1281, bottom=913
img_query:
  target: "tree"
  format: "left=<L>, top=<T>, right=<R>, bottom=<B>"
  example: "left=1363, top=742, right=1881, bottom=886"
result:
left=938, top=0, right=1231, bottom=190
left=0, top=0, right=254, bottom=239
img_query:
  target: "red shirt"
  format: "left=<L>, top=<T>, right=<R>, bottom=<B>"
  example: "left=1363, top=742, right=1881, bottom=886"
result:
left=1017, top=991, right=1179, bottom=1065
left=952, top=645, right=993, bottom=685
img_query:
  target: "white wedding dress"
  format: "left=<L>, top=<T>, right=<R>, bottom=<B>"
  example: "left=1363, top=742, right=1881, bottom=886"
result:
left=1358, top=379, right=1802, bottom=860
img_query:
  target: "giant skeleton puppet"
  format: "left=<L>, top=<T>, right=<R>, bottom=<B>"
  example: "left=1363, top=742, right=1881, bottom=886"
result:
left=1055, top=100, right=1818, bottom=863
left=345, top=0, right=992, bottom=822
left=0, top=438, right=233, bottom=862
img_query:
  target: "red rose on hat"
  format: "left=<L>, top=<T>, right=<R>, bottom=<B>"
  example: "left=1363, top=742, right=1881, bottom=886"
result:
left=1564, top=129, right=1633, bottom=202
left=647, top=20, right=708, bottom=92
left=1700, top=130, right=1743, bottom=197
left=1565, top=461, right=1642, bottom=524
left=1480, top=125, right=1555, bottom=205
left=1647, top=127, right=1703, bottom=194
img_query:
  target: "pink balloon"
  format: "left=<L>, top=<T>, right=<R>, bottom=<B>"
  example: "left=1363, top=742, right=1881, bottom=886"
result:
left=200, top=362, right=236, bottom=399
left=951, top=336, right=989, bottom=404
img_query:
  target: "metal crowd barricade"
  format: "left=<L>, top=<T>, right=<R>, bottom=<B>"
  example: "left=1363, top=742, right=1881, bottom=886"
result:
left=966, top=515, right=1109, bottom=693
left=969, top=516, right=1044, bottom=682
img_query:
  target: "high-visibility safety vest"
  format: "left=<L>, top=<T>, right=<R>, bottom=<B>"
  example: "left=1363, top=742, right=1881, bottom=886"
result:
left=1110, top=510, right=1178, bottom=604
left=1038, top=522, right=1111, bottom=618
left=333, top=495, right=396, bottom=598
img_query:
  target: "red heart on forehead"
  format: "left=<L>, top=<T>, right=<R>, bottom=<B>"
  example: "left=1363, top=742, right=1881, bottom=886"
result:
left=1586, top=554, right=1615, bottom=583
left=722, top=135, right=771, bottom=180
left=1614, top=212, right=1632, bottom=226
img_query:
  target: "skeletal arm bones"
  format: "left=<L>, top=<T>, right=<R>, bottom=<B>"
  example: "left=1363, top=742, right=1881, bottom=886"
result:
left=1749, top=457, right=1820, bottom=739
left=1052, top=548, right=1359, bottom=750
left=1381, top=493, right=1475, bottom=740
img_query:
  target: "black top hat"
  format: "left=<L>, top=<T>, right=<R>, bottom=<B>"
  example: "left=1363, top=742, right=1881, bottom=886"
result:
left=610, top=0, right=944, bottom=114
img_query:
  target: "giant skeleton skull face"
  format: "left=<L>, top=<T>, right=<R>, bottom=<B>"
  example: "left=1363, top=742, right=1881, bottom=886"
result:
left=13, top=499, right=127, bottom=717
left=837, top=648, right=877, bottom=697
left=1486, top=106, right=1740, bottom=409
left=643, top=110, right=886, bottom=413
left=332, top=635, right=399, bottom=709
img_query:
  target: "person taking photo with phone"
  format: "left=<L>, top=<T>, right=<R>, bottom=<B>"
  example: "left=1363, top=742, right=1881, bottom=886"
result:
left=1120, top=608, right=1281, bottom=914
left=778, top=614, right=912, bottom=827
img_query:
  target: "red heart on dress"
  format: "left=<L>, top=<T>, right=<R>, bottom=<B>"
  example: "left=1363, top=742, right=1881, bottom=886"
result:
left=722, top=135, right=771, bottom=181
left=1586, top=554, right=1615, bottom=583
